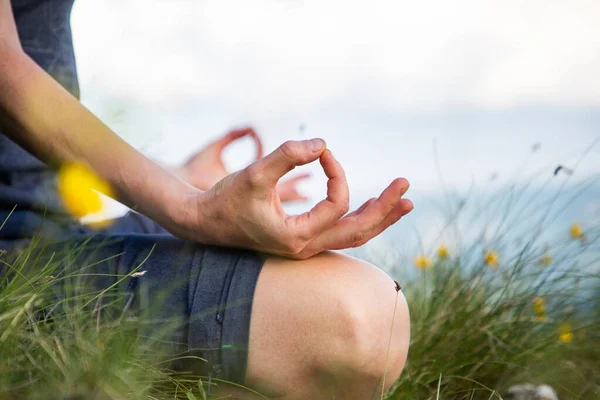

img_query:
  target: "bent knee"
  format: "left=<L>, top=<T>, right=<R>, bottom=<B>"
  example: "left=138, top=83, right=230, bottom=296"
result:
left=246, top=252, right=410, bottom=398
left=314, top=252, right=410, bottom=393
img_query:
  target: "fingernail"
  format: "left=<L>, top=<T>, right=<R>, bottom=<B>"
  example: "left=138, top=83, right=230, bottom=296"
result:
left=309, top=138, right=326, bottom=153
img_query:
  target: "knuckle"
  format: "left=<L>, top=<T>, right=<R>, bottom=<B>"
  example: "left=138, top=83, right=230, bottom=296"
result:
left=333, top=199, right=350, bottom=219
left=279, top=140, right=299, bottom=162
left=243, top=164, right=264, bottom=187
left=283, top=246, right=311, bottom=260
left=292, top=251, right=312, bottom=260
left=356, top=239, right=369, bottom=248
left=349, top=231, right=368, bottom=248
left=281, top=235, right=306, bottom=256
left=284, top=242, right=304, bottom=256
left=339, top=198, right=350, bottom=215
left=295, top=227, right=313, bottom=243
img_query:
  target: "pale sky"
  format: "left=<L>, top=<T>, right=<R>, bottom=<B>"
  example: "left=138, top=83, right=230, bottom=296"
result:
left=71, top=0, right=600, bottom=252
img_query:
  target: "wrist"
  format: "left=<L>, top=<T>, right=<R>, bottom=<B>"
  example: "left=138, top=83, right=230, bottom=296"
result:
left=170, top=165, right=214, bottom=192
left=162, top=180, right=204, bottom=239
left=120, top=160, right=203, bottom=240
left=171, top=165, right=189, bottom=182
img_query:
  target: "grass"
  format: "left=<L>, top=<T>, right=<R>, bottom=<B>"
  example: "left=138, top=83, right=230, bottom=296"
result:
left=384, top=162, right=600, bottom=399
left=388, top=246, right=599, bottom=399
left=1, top=173, right=599, bottom=399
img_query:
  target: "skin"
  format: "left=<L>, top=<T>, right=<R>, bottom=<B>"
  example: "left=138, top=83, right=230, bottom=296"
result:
left=173, top=126, right=312, bottom=203
left=0, top=1, right=413, bottom=396
left=242, top=252, right=411, bottom=399
left=205, top=252, right=410, bottom=399
left=0, top=1, right=413, bottom=258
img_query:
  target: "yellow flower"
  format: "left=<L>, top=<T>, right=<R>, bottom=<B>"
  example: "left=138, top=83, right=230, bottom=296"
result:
left=558, top=323, right=573, bottom=343
left=57, top=163, right=113, bottom=218
left=414, top=255, right=432, bottom=269
left=484, top=250, right=499, bottom=268
left=569, top=223, right=584, bottom=240
left=437, top=245, right=449, bottom=259
left=533, top=297, right=546, bottom=315
left=539, top=253, right=552, bottom=266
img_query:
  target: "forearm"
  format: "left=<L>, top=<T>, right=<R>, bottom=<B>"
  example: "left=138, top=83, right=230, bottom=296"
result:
left=0, top=44, right=197, bottom=230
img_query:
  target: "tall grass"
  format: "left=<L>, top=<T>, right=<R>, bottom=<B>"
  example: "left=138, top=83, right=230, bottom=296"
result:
left=385, top=165, right=600, bottom=399
left=0, top=236, right=210, bottom=400
left=1, top=173, right=599, bottom=399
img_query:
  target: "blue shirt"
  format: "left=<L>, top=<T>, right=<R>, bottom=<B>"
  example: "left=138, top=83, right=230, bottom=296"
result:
left=1, top=0, right=79, bottom=214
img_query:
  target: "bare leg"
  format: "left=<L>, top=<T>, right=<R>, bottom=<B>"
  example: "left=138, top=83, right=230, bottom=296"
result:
left=214, top=251, right=410, bottom=399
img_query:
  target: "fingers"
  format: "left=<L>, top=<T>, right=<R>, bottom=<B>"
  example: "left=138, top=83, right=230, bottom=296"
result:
left=355, top=178, right=409, bottom=228
left=302, top=179, right=412, bottom=253
left=252, top=139, right=327, bottom=185
left=218, top=127, right=254, bottom=148
left=363, top=198, right=413, bottom=241
left=288, top=149, right=349, bottom=236
left=344, top=197, right=376, bottom=218
left=250, top=129, right=264, bottom=159
left=218, top=127, right=264, bottom=159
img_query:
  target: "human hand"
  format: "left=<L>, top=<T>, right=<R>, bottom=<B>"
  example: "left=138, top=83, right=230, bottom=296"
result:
left=175, top=127, right=263, bottom=191
left=175, top=127, right=310, bottom=202
left=179, top=139, right=413, bottom=259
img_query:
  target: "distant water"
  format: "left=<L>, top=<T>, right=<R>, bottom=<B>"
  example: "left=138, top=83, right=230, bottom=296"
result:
left=85, top=97, right=600, bottom=273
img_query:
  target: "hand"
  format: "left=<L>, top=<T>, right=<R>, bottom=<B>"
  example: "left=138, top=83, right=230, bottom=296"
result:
left=180, top=139, right=413, bottom=259
left=176, top=127, right=310, bottom=202
left=176, top=127, right=263, bottom=191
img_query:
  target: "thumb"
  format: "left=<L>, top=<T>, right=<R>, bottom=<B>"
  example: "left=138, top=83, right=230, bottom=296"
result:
left=254, top=139, right=326, bottom=185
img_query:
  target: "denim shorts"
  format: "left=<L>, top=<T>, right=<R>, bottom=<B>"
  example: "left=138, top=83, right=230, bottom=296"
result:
left=0, top=211, right=265, bottom=384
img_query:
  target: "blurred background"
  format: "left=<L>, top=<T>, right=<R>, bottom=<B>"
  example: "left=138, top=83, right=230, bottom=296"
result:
left=71, top=0, right=600, bottom=258
left=2, top=2, right=598, bottom=399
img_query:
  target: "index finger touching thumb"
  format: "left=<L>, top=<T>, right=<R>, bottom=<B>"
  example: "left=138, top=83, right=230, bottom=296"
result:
left=253, top=139, right=326, bottom=185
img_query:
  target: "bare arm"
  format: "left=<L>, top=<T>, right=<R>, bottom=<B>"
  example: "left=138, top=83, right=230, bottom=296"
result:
left=0, top=0, right=413, bottom=258
left=0, top=0, right=195, bottom=229
left=0, top=0, right=20, bottom=50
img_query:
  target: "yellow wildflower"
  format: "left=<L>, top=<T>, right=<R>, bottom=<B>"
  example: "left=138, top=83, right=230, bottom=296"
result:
left=57, top=163, right=113, bottom=218
left=558, top=323, right=573, bottom=343
left=569, top=223, right=584, bottom=240
left=484, top=250, right=499, bottom=268
left=533, top=297, right=546, bottom=315
left=539, top=253, right=552, bottom=266
left=437, top=245, right=449, bottom=259
left=414, top=255, right=432, bottom=269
